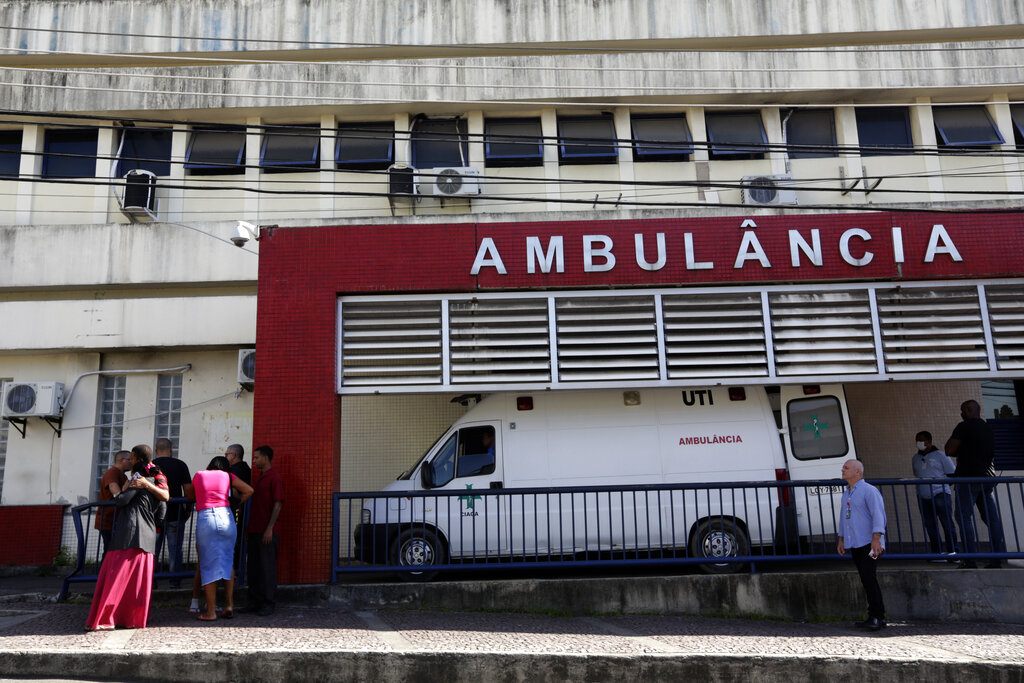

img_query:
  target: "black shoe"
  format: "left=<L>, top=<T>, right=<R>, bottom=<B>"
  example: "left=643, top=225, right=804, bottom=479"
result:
left=257, top=605, right=274, bottom=617
left=855, top=617, right=886, bottom=630
left=958, top=560, right=978, bottom=569
left=985, top=560, right=1004, bottom=569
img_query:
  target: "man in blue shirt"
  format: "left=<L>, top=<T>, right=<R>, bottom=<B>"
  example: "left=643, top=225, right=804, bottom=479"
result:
left=837, top=459, right=887, bottom=631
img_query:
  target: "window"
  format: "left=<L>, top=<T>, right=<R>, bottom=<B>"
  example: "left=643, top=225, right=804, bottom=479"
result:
left=42, top=128, right=98, bottom=178
left=484, top=118, right=544, bottom=167
left=411, top=118, right=468, bottom=169
left=115, top=128, right=172, bottom=177
left=933, top=105, right=1004, bottom=150
left=630, top=114, right=692, bottom=161
left=154, top=374, right=182, bottom=454
left=93, top=376, right=126, bottom=495
left=336, top=122, right=394, bottom=170
left=0, top=378, right=9, bottom=500
left=427, top=425, right=497, bottom=487
left=0, top=130, right=21, bottom=178
left=261, top=124, right=320, bottom=171
left=1011, top=105, right=1024, bottom=149
left=557, top=115, right=618, bottom=164
left=787, top=396, right=849, bottom=461
left=184, top=127, right=246, bottom=174
left=785, top=109, right=837, bottom=159
left=705, top=111, right=768, bottom=160
left=855, top=107, right=913, bottom=156
left=984, top=380, right=1024, bottom=471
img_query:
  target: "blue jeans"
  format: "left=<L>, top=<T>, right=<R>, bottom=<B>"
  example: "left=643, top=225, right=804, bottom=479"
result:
left=918, top=492, right=957, bottom=554
left=158, top=519, right=186, bottom=584
left=955, top=482, right=1006, bottom=555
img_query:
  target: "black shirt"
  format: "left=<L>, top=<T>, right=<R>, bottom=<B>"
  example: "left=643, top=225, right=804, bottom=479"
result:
left=153, top=456, right=192, bottom=521
left=229, top=461, right=252, bottom=512
left=950, top=417, right=995, bottom=477
left=111, top=478, right=166, bottom=555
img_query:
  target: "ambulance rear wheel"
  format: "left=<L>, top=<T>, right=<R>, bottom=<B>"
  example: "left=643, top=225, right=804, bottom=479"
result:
left=693, top=519, right=748, bottom=574
left=390, top=528, right=445, bottom=581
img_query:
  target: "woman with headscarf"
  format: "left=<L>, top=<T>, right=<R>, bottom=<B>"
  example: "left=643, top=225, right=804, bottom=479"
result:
left=86, top=444, right=170, bottom=630
left=191, top=455, right=253, bottom=620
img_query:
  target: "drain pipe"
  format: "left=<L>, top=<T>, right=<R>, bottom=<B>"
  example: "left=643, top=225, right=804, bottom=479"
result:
left=781, top=109, right=794, bottom=175
left=61, top=364, right=192, bottom=410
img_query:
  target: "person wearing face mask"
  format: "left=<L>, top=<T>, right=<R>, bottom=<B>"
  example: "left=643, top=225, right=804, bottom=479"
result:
left=911, top=431, right=957, bottom=561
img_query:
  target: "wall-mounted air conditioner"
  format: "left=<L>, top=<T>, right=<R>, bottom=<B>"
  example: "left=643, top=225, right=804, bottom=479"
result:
left=118, top=169, right=159, bottom=219
left=238, top=349, right=256, bottom=385
left=740, top=174, right=798, bottom=206
left=1, top=381, right=65, bottom=419
left=418, top=167, right=482, bottom=197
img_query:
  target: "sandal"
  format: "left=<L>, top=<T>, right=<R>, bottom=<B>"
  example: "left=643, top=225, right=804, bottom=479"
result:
left=197, top=614, right=217, bottom=622
left=222, top=609, right=233, bottom=619
left=187, top=606, right=201, bottom=615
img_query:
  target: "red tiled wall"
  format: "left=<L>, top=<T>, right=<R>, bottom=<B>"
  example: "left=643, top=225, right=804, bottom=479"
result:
left=0, top=505, right=64, bottom=565
left=254, top=211, right=1024, bottom=584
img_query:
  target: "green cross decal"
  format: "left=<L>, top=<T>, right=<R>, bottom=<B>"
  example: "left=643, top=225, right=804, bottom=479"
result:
left=459, top=484, right=482, bottom=510
left=801, top=415, right=830, bottom=439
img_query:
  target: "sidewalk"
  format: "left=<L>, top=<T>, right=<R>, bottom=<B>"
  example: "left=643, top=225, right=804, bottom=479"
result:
left=1, top=600, right=1023, bottom=682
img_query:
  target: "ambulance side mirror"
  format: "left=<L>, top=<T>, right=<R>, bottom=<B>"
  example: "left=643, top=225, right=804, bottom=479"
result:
left=420, top=462, right=436, bottom=489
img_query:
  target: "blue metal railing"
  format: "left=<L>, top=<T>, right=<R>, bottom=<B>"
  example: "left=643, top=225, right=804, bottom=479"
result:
left=331, top=477, right=1024, bottom=581
left=59, top=497, right=249, bottom=601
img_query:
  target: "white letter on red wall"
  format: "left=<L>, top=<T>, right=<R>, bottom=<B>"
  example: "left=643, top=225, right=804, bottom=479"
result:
left=789, top=229, right=822, bottom=267
left=634, top=233, right=666, bottom=271
left=733, top=231, right=771, bottom=269
left=526, top=236, right=565, bottom=274
left=684, top=233, right=714, bottom=270
left=924, top=224, right=963, bottom=263
left=839, top=228, right=874, bottom=267
left=584, top=235, right=616, bottom=272
left=470, top=237, right=507, bottom=275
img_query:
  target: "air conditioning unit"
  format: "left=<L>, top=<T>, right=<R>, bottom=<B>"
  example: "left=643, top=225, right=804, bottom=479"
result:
left=418, top=167, right=482, bottom=197
left=1, top=381, right=65, bottom=419
left=740, top=174, right=798, bottom=206
left=388, top=165, right=415, bottom=196
left=118, top=169, right=159, bottom=218
left=238, top=349, right=256, bottom=385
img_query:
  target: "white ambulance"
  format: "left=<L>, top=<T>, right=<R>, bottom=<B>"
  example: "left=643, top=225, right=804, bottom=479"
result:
left=354, top=384, right=853, bottom=573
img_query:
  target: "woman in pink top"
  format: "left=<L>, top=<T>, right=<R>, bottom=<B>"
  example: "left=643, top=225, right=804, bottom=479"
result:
left=191, top=456, right=253, bottom=620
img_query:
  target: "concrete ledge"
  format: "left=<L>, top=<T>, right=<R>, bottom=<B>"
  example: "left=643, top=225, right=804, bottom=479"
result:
left=1, top=650, right=1021, bottom=683
left=323, top=568, right=1024, bottom=623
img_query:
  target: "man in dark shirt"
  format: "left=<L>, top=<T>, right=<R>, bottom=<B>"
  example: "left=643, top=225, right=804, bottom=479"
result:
left=225, top=443, right=251, bottom=568
left=95, top=450, right=132, bottom=555
left=945, top=399, right=1006, bottom=568
left=243, top=445, right=284, bottom=616
left=153, top=438, right=193, bottom=587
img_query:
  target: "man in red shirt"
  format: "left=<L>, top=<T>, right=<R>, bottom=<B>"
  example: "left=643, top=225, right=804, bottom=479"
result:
left=95, top=450, right=132, bottom=555
left=243, top=445, right=284, bottom=616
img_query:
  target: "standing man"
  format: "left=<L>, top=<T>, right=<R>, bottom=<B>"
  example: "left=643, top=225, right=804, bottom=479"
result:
left=837, top=459, right=887, bottom=632
left=911, top=431, right=957, bottom=559
left=244, top=445, right=284, bottom=616
left=95, top=450, right=132, bottom=556
left=225, top=443, right=251, bottom=568
left=153, top=438, right=192, bottom=588
left=945, top=399, right=1006, bottom=569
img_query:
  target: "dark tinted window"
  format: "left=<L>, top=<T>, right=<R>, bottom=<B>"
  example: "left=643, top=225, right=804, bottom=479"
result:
left=336, top=122, right=394, bottom=170
left=116, top=128, right=172, bottom=177
left=855, top=107, right=913, bottom=156
left=705, top=111, right=767, bottom=160
left=1011, top=105, right=1024, bottom=149
left=558, top=115, right=618, bottom=164
left=933, top=106, right=1004, bottom=149
left=184, top=127, right=246, bottom=174
left=261, top=125, right=320, bottom=170
left=411, top=119, right=468, bottom=169
left=631, top=115, right=692, bottom=161
left=42, top=128, right=98, bottom=178
left=484, top=118, right=543, bottom=167
left=0, top=130, right=21, bottom=178
left=785, top=109, right=836, bottom=158
left=787, top=396, right=849, bottom=460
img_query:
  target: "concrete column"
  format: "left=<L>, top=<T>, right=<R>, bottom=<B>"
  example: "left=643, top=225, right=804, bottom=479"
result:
left=245, top=116, right=262, bottom=220
left=394, top=113, right=411, bottom=165
left=986, top=94, right=1024, bottom=195
left=613, top=107, right=636, bottom=202
left=909, top=97, right=943, bottom=201
left=686, top=107, right=717, bottom=203
left=763, top=107, right=787, bottom=176
left=165, top=124, right=188, bottom=222
left=15, top=124, right=43, bottom=224
left=319, top=114, right=336, bottom=218
left=94, top=123, right=117, bottom=223
left=466, top=110, right=484, bottom=169
left=541, top=108, right=561, bottom=212
left=834, top=103, right=865, bottom=204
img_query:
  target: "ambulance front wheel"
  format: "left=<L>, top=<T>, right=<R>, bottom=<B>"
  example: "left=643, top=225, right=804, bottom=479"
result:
left=390, top=528, right=445, bottom=581
left=693, top=519, right=748, bottom=574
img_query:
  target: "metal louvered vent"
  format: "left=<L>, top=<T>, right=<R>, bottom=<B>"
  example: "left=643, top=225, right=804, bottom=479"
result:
left=449, top=298, right=551, bottom=383
left=986, top=284, right=1024, bottom=370
left=340, top=300, right=442, bottom=386
left=662, top=293, right=768, bottom=378
left=770, top=290, right=877, bottom=375
left=555, top=296, right=659, bottom=381
left=876, top=287, right=988, bottom=372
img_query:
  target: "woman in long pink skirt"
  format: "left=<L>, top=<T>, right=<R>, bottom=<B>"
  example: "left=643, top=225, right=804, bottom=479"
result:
left=87, top=444, right=170, bottom=630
